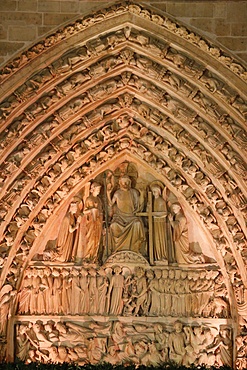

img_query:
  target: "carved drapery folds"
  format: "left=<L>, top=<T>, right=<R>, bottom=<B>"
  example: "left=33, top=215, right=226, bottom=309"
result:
left=0, top=1, right=246, bottom=367
left=14, top=318, right=233, bottom=367
left=17, top=265, right=229, bottom=319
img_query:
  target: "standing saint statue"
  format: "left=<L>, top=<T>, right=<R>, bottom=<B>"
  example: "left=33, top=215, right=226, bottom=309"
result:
left=169, top=203, right=203, bottom=264
left=55, top=199, right=81, bottom=262
left=107, top=266, right=125, bottom=315
left=73, top=182, right=103, bottom=263
left=149, top=182, right=176, bottom=263
left=107, top=175, right=146, bottom=254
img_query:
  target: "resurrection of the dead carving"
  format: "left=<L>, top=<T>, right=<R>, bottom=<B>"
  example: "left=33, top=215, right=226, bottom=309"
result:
left=0, top=1, right=246, bottom=368
left=14, top=319, right=233, bottom=367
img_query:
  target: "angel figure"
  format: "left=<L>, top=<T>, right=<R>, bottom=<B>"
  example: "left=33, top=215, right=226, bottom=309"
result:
left=149, top=181, right=176, bottom=263
left=55, top=197, right=82, bottom=262
left=169, top=202, right=203, bottom=264
left=76, top=182, right=103, bottom=263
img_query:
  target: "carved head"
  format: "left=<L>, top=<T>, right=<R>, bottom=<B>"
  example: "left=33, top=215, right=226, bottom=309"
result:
left=58, top=346, right=68, bottom=356
left=203, top=328, right=212, bottom=339
left=18, top=324, right=28, bottom=334
left=155, top=269, right=162, bottom=278
left=168, top=269, right=175, bottom=279
left=61, top=268, right=69, bottom=276
left=135, top=266, right=144, bottom=277
left=200, top=270, right=207, bottom=279
left=175, top=269, right=181, bottom=279
left=220, top=327, right=231, bottom=338
left=97, top=268, right=105, bottom=276
left=171, top=202, right=182, bottom=214
left=26, top=268, right=33, bottom=278
left=119, top=175, right=131, bottom=190
left=113, top=265, right=122, bottom=274
left=52, top=269, right=60, bottom=277
left=55, top=322, right=67, bottom=334
left=44, top=323, right=53, bottom=332
left=69, top=201, right=78, bottom=214
left=146, top=269, right=154, bottom=279
left=174, top=321, right=183, bottom=333
left=37, top=268, right=44, bottom=277
left=193, top=326, right=202, bottom=335
left=44, top=267, right=51, bottom=276
left=151, top=185, right=161, bottom=198
left=180, top=270, right=187, bottom=279
left=162, top=269, right=168, bottom=278
left=71, top=268, right=80, bottom=276
left=90, top=182, right=101, bottom=196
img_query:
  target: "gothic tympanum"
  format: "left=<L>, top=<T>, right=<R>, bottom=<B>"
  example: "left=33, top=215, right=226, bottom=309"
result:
left=13, top=163, right=233, bottom=367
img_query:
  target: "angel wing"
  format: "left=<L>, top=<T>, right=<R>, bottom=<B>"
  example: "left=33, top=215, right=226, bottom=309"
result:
left=0, top=284, right=12, bottom=301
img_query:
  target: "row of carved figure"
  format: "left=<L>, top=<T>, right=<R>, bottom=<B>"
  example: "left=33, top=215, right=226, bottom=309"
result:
left=1, top=118, right=246, bottom=267
left=1, top=70, right=246, bottom=175
left=15, top=319, right=233, bottom=368
left=1, top=161, right=245, bottom=334
left=0, top=2, right=246, bottom=83
left=1, top=105, right=246, bottom=200
left=2, top=64, right=245, bottom=127
left=17, top=265, right=229, bottom=318
left=1, top=114, right=245, bottom=261
left=1, top=23, right=246, bottom=118
left=41, top=176, right=210, bottom=265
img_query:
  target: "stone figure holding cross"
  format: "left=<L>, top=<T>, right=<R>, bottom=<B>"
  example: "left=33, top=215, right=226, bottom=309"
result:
left=138, top=181, right=176, bottom=264
left=150, top=182, right=176, bottom=263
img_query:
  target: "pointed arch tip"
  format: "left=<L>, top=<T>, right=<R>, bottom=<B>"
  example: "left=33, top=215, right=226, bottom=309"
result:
left=0, top=0, right=246, bottom=89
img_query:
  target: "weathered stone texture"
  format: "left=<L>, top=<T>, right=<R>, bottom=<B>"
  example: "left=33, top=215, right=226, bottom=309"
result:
left=38, top=1, right=61, bottom=12
left=0, top=0, right=17, bottom=12
left=17, top=0, right=38, bottom=12
left=0, top=12, right=42, bottom=25
left=43, top=13, right=77, bottom=26
left=0, top=41, right=25, bottom=56
left=9, top=26, right=37, bottom=41
left=166, top=2, right=214, bottom=17
left=0, top=0, right=246, bottom=66
left=0, top=25, right=7, bottom=40
left=217, top=36, right=247, bottom=51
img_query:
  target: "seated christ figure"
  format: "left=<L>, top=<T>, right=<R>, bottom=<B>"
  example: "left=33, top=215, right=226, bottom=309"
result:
left=107, top=175, right=146, bottom=254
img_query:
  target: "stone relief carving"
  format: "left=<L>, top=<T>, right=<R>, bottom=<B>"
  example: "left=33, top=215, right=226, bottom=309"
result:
left=149, top=182, right=175, bottom=263
left=0, top=284, right=16, bottom=335
left=0, top=3, right=246, bottom=365
left=0, top=67, right=245, bottom=264
left=1, top=30, right=246, bottom=160
left=107, top=174, right=146, bottom=255
left=0, top=2, right=246, bottom=83
left=14, top=318, right=233, bottom=367
left=236, top=330, right=247, bottom=369
left=17, top=264, right=229, bottom=320
left=37, top=162, right=213, bottom=266
left=1, top=133, right=245, bottom=320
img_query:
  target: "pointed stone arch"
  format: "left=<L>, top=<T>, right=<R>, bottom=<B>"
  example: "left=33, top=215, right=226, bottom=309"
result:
left=0, top=2, right=246, bottom=366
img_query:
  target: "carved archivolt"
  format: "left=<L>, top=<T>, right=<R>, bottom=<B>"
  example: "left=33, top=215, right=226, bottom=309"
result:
left=0, top=1, right=246, bottom=367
